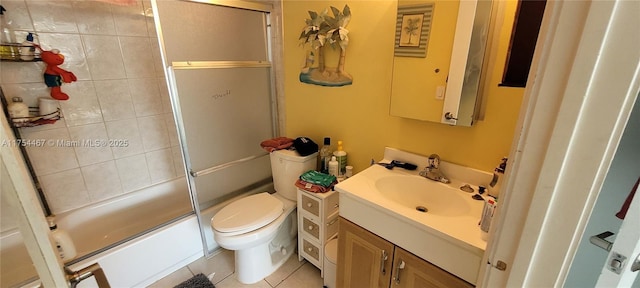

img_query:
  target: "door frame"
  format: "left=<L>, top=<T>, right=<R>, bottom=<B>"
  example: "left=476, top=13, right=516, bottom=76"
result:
left=1, top=111, right=68, bottom=287
left=480, top=0, right=640, bottom=286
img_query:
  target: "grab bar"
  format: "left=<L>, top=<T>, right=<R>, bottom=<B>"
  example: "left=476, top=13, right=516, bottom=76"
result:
left=590, top=231, right=615, bottom=252
left=65, top=263, right=111, bottom=288
left=190, top=152, right=269, bottom=178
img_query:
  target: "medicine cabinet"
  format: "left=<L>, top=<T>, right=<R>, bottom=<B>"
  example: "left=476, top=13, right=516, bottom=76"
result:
left=390, top=0, right=494, bottom=126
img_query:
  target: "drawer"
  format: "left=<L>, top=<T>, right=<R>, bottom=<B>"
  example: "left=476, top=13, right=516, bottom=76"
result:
left=302, top=239, right=320, bottom=262
left=302, top=217, right=320, bottom=240
left=324, top=192, right=340, bottom=215
left=325, top=213, right=339, bottom=241
left=301, top=193, right=320, bottom=217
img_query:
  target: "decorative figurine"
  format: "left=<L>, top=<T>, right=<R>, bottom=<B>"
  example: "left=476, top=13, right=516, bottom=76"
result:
left=36, top=45, right=77, bottom=100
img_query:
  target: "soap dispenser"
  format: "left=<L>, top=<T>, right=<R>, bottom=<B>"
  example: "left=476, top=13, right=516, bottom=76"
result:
left=489, top=157, right=507, bottom=197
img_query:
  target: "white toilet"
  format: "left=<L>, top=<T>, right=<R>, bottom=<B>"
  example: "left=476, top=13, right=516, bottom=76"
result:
left=211, top=149, right=317, bottom=284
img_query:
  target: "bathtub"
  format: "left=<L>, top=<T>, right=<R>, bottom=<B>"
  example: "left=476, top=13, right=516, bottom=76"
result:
left=1, top=177, right=204, bottom=288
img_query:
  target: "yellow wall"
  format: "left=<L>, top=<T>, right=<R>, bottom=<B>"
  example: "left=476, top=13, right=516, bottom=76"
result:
left=282, top=0, right=524, bottom=173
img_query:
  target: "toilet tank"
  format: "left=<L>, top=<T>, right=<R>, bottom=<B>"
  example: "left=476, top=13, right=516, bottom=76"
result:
left=270, top=150, right=318, bottom=200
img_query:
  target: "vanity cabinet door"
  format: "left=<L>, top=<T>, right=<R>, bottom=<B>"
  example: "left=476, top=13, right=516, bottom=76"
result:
left=338, top=218, right=394, bottom=288
left=391, top=247, right=474, bottom=288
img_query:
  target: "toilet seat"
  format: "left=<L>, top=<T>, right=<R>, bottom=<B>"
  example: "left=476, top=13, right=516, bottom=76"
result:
left=212, top=192, right=284, bottom=236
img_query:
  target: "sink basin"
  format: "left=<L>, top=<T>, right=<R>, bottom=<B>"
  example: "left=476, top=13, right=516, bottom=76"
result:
left=374, top=175, right=470, bottom=217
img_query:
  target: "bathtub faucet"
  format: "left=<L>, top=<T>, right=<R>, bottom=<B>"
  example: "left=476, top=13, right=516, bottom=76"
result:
left=419, top=154, right=450, bottom=183
left=66, top=263, right=111, bottom=288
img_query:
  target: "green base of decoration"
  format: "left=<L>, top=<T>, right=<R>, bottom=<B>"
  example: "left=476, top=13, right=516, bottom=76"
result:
left=299, top=67, right=352, bottom=87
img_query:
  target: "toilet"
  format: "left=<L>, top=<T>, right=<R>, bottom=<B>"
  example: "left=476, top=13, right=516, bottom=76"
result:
left=211, top=149, right=317, bottom=284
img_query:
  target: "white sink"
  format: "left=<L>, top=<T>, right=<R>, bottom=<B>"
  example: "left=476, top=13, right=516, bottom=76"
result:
left=375, top=175, right=470, bottom=216
left=335, top=148, right=490, bottom=285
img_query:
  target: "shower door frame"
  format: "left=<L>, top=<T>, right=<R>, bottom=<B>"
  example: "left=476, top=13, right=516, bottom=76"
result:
left=151, top=0, right=281, bottom=257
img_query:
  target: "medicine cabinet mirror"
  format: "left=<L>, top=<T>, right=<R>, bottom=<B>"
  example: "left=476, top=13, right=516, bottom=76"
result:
left=390, top=0, right=493, bottom=126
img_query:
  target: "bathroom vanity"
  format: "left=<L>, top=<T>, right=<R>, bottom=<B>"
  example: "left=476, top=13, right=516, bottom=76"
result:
left=338, top=217, right=473, bottom=288
left=334, top=148, right=491, bottom=286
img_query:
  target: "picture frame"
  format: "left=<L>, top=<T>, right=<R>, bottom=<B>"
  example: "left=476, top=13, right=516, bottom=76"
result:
left=394, top=3, right=434, bottom=58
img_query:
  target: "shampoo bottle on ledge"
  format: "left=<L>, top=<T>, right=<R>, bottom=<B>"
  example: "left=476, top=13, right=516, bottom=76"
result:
left=47, top=216, right=77, bottom=262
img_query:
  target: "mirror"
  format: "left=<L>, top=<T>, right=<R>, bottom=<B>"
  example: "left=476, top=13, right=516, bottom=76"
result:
left=390, top=0, right=493, bottom=126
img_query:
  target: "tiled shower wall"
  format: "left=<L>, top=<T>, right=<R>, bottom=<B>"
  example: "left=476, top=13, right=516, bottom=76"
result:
left=0, top=0, right=184, bottom=217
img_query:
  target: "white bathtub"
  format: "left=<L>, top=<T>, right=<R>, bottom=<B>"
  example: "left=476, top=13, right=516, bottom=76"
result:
left=1, top=177, right=204, bottom=288
left=58, top=177, right=194, bottom=259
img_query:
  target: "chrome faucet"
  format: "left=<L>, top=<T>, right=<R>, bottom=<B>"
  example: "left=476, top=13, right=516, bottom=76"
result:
left=419, top=154, right=450, bottom=183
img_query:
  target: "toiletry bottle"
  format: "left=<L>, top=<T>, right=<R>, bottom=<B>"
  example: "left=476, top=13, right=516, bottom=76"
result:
left=489, top=157, right=507, bottom=198
left=0, top=5, right=17, bottom=60
left=8, top=97, right=30, bottom=122
left=479, top=195, right=497, bottom=241
left=328, top=156, right=339, bottom=177
left=333, top=140, right=347, bottom=176
left=319, top=137, right=332, bottom=174
left=47, top=216, right=77, bottom=262
left=20, top=32, right=35, bottom=61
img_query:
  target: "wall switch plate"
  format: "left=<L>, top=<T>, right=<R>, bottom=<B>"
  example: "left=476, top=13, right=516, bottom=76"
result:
left=435, top=86, right=445, bottom=100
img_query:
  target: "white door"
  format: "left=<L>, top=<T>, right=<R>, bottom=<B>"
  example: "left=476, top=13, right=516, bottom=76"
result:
left=597, top=188, right=640, bottom=287
left=479, top=0, right=640, bottom=286
left=1, top=111, right=68, bottom=286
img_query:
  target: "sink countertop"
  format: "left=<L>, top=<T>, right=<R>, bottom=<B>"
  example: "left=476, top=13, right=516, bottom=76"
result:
left=334, top=147, right=491, bottom=284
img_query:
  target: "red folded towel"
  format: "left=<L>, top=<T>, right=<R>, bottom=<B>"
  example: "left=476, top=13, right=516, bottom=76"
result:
left=616, top=176, right=639, bottom=220
left=260, top=137, right=294, bottom=152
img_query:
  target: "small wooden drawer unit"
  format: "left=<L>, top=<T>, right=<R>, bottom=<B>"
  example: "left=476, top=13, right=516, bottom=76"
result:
left=297, top=188, right=339, bottom=276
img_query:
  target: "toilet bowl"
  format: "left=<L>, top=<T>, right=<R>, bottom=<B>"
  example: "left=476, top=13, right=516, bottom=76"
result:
left=211, top=149, right=317, bottom=284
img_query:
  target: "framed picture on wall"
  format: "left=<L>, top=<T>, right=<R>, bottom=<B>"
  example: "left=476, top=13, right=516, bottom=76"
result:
left=399, top=13, right=424, bottom=47
left=394, top=3, right=434, bottom=58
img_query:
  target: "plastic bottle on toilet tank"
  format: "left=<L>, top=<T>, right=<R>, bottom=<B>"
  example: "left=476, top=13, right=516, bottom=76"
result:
left=319, top=137, right=332, bottom=174
left=333, top=140, right=347, bottom=176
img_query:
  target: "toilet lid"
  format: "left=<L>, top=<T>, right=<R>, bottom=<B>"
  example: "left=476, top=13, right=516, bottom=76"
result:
left=212, top=192, right=284, bottom=234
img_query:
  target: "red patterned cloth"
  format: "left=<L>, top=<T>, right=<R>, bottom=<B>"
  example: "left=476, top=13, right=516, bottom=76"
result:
left=295, top=179, right=336, bottom=193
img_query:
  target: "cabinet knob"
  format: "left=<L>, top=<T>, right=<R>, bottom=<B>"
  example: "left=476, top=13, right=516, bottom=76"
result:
left=307, top=247, right=313, bottom=252
left=308, top=225, right=314, bottom=230
left=306, top=203, right=312, bottom=208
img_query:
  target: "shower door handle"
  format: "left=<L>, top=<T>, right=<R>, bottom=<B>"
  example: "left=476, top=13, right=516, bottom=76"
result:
left=66, top=263, right=111, bottom=288
left=190, top=152, right=268, bottom=177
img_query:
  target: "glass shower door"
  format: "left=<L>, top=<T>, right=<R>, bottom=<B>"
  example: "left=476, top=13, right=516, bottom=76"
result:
left=153, top=0, right=277, bottom=255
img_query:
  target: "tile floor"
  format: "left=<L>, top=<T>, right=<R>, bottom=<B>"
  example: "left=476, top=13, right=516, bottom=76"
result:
left=148, top=249, right=324, bottom=288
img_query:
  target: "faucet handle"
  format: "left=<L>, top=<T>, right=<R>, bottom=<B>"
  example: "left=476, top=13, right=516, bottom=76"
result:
left=428, top=154, right=440, bottom=169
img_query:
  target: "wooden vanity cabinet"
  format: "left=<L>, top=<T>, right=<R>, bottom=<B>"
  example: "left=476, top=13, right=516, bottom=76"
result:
left=337, top=217, right=474, bottom=288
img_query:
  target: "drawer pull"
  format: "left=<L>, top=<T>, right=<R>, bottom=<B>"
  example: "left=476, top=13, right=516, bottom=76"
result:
left=307, top=203, right=313, bottom=208
left=308, top=247, right=313, bottom=252
left=380, top=250, right=388, bottom=275
left=308, top=225, right=314, bottom=230
left=326, top=218, right=338, bottom=226
left=393, top=260, right=406, bottom=284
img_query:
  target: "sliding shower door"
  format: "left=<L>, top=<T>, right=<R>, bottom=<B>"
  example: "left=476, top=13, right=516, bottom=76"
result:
left=153, top=0, right=278, bottom=255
